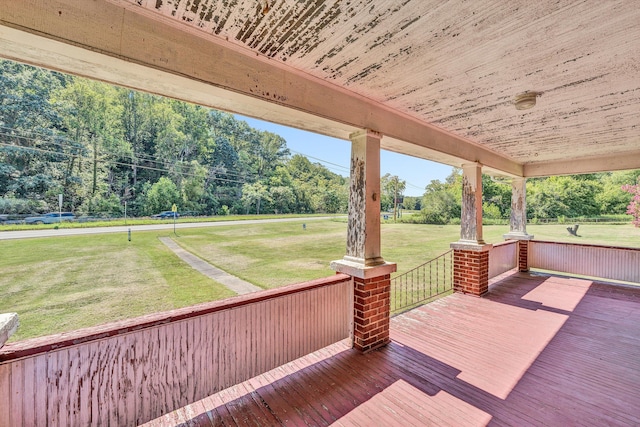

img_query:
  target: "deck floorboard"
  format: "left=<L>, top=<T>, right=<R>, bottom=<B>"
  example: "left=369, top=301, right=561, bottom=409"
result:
left=143, top=272, right=640, bottom=426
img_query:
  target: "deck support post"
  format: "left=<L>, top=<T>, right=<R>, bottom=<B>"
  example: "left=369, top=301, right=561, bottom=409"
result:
left=503, top=177, right=534, bottom=272
left=331, top=129, right=396, bottom=352
left=451, top=163, right=492, bottom=296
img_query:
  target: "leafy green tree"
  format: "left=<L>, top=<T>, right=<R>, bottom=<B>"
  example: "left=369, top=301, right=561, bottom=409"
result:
left=54, top=79, right=129, bottom=197
left=269, top=186, right=295, bottom=214
left=622, top=176, right=640, bottom=227
left=144, top=177, right=180, bottom=215
left=403, top=196, right=421, bottom=211
left=421, top=179, right=459, bottom=224
left=0, top=60, right=66, bottom=205
left=527, top=176, right=602, bottom=218
left=381, top=174, right=406, bottom=219
left=482, top=202, right=502, bottom=219
left=482, top=175, right=511, bottom=218
left=241, top=182, right=270, bottom=214
left=597, top=170, right=640, bottom=214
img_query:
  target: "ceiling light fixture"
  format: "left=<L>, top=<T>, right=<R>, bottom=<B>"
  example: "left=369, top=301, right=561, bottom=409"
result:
left=514, top=91, right=538, bottom=110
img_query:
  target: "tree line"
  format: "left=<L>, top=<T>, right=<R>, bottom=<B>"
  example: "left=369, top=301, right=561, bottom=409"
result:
left=0, top=60, right=348, bottom=217
left=410, top=169, right=640, bottom=224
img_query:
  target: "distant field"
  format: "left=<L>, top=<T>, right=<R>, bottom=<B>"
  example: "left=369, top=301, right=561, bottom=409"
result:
left=1, top=219, right=638, bottom=341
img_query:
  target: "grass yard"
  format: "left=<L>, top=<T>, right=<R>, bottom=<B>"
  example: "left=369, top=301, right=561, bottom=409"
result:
left=0, top=231, right=235, bottom=341
left=1, top=219, right=638, bottom=341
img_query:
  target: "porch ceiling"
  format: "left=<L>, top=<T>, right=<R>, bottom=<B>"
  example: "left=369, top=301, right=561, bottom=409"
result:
left=0, top=0, right=639, bottom=177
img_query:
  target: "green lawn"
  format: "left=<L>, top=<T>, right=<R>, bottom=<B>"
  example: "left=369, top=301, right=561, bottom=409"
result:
left=0, top=231, right=235, bottom=341
left=1, top=219, right=638, bottom=341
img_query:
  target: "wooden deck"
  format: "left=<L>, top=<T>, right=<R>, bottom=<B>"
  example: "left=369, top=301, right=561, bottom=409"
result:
left=144, top=272, right=640, bottom=426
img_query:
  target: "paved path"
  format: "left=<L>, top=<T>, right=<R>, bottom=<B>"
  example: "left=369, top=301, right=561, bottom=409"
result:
left=0, top=216, right=336, bottom=240
left=159, top=237, right=261, bottom=295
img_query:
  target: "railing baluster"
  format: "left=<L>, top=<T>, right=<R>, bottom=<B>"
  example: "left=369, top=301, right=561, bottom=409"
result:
left=390, top=250, right=454, bottom=315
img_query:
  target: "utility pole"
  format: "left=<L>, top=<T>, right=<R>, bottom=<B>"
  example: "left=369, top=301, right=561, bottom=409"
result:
left=393, top=177, right=398, bottom=222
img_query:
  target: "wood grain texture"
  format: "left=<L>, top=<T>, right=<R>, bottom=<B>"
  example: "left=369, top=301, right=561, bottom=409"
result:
left=0, top=276, right=351, bottom=426
left=530, top=240, right=640, bottom=283
left=488, top=241, right=517, bottom=279
left=144, top=272, right=640, bottom=426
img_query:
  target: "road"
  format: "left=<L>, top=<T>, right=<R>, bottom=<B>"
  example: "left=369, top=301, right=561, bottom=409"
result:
left=0, top=216, right=337, bottom=240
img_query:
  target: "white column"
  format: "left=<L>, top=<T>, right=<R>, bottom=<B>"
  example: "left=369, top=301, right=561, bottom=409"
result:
left=458, top=162, right=485, bottom=245
left=331, top=129, right=395, bottom=278
left=504, top=177, right=533, bottom=240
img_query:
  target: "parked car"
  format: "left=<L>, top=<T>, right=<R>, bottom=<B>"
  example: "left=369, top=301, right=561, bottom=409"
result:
left=24, top=212, right=76, bottom=224
left=152, top=211, right=180, bottom=219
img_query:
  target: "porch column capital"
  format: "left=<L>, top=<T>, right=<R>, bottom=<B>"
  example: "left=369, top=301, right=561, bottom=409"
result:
left=348, top=128, right=382, bottom=142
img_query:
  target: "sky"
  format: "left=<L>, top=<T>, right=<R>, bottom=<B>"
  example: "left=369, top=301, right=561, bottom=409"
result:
left=236, top=115, right=453, bottom=197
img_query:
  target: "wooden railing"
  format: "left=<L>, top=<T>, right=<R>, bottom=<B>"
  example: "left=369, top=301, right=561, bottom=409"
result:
left=488, top=240, right=518, bottom=279
left=0, top=274, right=353, bottom=427
left=530, top=241, right=640, bottom=283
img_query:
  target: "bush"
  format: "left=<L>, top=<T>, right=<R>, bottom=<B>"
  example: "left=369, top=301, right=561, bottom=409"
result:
left=0, top=197, right=47, bottom=214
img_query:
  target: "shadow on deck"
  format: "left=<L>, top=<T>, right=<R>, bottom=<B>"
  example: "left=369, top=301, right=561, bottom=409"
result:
left=146, top=272, right=640, bottom=426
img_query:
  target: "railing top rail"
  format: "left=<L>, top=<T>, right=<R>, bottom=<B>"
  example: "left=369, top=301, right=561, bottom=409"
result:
left=393, top=249, right=453, bottom=279
left=531, top=240, right=640, bottom=252
left=492, top=240, right=518, bottom=248
left=0, top=273, right=351, bottom=362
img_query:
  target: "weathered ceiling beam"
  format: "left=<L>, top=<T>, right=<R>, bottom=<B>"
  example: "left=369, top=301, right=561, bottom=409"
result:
left=0, top=0, right=522, bottom=177
left=524, top=151, right=640, bottom=178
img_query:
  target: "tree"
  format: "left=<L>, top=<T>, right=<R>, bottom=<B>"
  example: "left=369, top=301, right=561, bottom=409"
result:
left=598, top=170, right=640, bottom=214
left=0, top=60, right=66, bottom=206
left=241, top=182, right=270, bottom=214
left=527, top=176, right=602, bottom=219
left=144, top=177, right=180, bottom=215
left=622, top=176, right=640, bottom=227
left=402, top=196, right=421, bottom=211
left=421, top=180, right=458, bottom=224
left=482, top=175, right=511, bottom=218
left=381, top=173, right=406, bottom=220
left=269, top=186, right=295, bottom=214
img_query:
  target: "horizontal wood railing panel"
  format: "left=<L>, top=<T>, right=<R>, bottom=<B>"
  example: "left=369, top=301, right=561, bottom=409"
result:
left=530, top=241, right=640, bottom=283
left=0, top=274, right=352, bottom=427
left=488, top=240, right=518, bottom=279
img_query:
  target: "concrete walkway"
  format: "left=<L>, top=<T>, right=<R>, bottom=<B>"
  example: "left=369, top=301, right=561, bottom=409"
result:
left=159, top=237, right=261, bottom=295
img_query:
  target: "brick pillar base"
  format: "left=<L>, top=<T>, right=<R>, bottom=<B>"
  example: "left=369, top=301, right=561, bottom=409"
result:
left=353, top=274, right=391, bottom=352
left=518, top=240, right=530, bottom=272
left=453, top=249, right=490, bottom=296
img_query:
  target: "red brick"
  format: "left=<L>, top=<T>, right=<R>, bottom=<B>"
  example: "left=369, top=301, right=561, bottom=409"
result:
left=453, top=249, right=489, bottom=296
left=350, top=273, right=391, bottom=352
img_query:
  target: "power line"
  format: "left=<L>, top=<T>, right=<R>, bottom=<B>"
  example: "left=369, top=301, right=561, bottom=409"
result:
left=287, top=148, right=350, bottom=172
left=0, top=142, right=250, bottom=185
left=1, top=125, right=425, bottom=191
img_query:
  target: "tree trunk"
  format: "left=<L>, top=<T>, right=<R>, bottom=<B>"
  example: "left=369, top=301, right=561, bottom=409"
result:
left=92, top=136, right=97, bottom=195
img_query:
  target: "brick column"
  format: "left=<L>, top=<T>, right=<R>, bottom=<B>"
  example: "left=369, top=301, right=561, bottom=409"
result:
left=452, top=246, right=491, bottom=296
left=518, top=240, right=530, bottom=272
left=331, top=129, right=396, bottom=352
left=353, top=274, right=391, bottom=352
